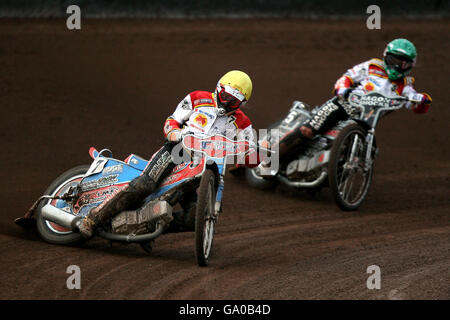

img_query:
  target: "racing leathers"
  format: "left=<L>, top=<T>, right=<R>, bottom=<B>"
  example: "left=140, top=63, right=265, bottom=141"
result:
left=274, top=58, right=432, bottom=160
left=305, top=58, right=431, bottom=135
left=163, top=90, right=258, bottom=153
left=78, top=90, right=258, bottom=238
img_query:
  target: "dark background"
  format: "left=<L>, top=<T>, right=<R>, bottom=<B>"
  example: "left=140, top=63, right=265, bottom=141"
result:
left=0, top=0, right=449, bottom=18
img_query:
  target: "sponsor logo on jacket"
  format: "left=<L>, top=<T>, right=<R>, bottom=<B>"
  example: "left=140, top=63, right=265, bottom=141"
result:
left=194, top=114, right=208, bottom=127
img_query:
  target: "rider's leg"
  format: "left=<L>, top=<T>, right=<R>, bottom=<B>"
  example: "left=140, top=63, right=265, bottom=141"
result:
left=78, top=142, right=177, bottom=238
left=165, top=191, right=197, bottom=233
left=164, top=203, right=196, bottom=233
left=260, top=99, right=350, bottom=173
left=302, top=99, right=351, bottom=138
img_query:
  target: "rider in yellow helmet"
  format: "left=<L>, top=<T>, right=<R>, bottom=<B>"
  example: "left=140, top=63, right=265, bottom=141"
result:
left=78, top=70, right=259, bottom=238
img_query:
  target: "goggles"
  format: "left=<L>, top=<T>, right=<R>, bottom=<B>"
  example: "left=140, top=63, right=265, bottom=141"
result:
left=216, top=85, right=245, bottom=113
left=385, top=53, right=414, bottom=72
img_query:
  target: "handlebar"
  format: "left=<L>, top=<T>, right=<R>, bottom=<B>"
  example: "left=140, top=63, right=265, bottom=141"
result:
left=181, top=133, right=272, bottom=153
left=392, top=96, right=422, bottom=104
left=340, top=89, right=422, bottom=105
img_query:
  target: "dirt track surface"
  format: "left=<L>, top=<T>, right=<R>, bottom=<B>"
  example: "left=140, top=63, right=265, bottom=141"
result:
left=0, top=18, right=449, bottom=300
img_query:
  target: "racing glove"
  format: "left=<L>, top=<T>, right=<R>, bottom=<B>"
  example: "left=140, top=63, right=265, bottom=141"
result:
left=412, top=92, right=432, bottom=114
left=167, top=129, right=182, bottom=142
left=334, top=75, right=353, bottom=99
left=336, top=88, right=355, bottom=100
left=421, top=93, right=432, bottom=105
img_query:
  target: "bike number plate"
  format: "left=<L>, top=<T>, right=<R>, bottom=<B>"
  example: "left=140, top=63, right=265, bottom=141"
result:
left=85, top=157, right=108, bottom=176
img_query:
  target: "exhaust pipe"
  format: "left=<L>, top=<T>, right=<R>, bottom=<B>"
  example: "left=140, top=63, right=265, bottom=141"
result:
left=277, top=171, right=328, bottom=188
left=41, top=204, right=81, bottom=230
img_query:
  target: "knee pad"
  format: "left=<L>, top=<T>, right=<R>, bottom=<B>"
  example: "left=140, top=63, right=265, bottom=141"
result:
left=299, top=124, right=314, bottom=139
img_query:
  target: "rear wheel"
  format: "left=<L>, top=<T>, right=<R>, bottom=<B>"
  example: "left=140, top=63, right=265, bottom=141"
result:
left=36, top=165, right=88, bottom=245
left=195, top=169, right=216, bottom=266
left=328, top=124, right=373, bottom=211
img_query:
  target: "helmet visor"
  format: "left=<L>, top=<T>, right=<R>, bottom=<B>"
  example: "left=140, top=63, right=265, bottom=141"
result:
left=217, top=86, right=243, bottom=112
left=385, top=53, right=414, bottom=73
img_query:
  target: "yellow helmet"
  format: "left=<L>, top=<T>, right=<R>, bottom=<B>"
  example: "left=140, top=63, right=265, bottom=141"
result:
left=215, top=70, right=253, bottom=114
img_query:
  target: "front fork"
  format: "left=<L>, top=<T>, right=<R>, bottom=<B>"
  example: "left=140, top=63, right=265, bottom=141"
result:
left=214, top=174, right=225, bottom=218
left=363, top=128, right=375, bottom=172
left=347, top=128, right=374, bottom=174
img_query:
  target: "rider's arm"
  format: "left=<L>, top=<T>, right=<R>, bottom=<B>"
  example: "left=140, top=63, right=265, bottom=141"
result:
left=229, top=109, right=260, bottom=169
left=163, top=94, right=195, bottom=141
left=402, top=80, right=432, bottom=114
left=236, top=124, right=260, bottom=169
left=333, top=61, right=369, bottom=97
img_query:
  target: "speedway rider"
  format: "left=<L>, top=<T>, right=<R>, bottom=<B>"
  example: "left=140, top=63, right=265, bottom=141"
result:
left=78, top=70, right=259, bottom=238
left=260, top=38, right=432, bottom=171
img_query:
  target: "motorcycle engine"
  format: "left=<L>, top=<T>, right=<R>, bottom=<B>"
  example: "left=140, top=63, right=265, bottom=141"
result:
left=111, top=201, right=173, bottom=235
left=286, top=137, right=330, bottom=180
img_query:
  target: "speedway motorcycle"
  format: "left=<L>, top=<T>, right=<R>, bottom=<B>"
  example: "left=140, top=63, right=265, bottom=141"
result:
left=16, top=134, right=252, bottom=266
left=246, top=91, right=421, bottom=211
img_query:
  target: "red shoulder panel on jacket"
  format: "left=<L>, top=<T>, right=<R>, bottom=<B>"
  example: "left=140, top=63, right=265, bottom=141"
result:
left=233, top=109, right=252, bottom=129
left=368, top=64, right=388, bottom=78
left=189, top=91, right=216, bottom=108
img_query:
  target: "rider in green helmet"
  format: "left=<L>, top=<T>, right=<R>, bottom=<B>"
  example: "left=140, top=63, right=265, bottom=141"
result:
left=383, top=38, right=417, bottom=81
left=258, top=38, right=433, bottom=176
left=297, top=38, right=433, bottom=139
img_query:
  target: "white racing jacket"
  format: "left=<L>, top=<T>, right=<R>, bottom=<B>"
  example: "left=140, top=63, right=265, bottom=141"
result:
left=163, top=90, right=258, bottom=167
left=334, top=58, right=426, bottom=111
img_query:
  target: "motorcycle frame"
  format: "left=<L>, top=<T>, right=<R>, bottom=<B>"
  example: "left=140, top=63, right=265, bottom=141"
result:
left=32, top=134, right=252, bottom=243
left=272, top=92, right=410, bottom=188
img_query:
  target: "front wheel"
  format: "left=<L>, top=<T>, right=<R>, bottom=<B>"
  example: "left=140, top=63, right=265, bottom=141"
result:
left=195, top=169, right=216, bottom=266
left=35, top=165, right=89, bottom=245
left=328, top=124, right=373, bottom=211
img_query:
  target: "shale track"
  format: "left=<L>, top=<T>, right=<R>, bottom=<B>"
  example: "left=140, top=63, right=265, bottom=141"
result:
left=0, top=18, right=449, bottom=299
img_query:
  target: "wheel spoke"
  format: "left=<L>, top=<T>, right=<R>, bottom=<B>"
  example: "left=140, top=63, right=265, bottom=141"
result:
left=195, top=170, right=217, bottom=266
left=336, top=132, right=371, bottom=205
left=344, top=174, right=355, bottom=202
left=202, top=181, right=215, bottom=259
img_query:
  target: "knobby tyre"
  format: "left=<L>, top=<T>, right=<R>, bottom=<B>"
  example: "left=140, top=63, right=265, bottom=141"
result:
left=328, top=123, right=373, bottom=211
left=36, top=165, right=89, bottom=245
left=195, top=169, right=216, bottom=266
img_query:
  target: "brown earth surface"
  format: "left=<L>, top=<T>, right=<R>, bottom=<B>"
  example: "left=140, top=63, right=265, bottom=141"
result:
left=0, top=18, right=449, bottom=300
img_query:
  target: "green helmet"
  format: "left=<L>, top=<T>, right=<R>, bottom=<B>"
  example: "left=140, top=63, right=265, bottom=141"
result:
left=383, top=39, right=417, bottom=80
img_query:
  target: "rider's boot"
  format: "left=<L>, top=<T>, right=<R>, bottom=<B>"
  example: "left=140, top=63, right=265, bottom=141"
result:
left=77, top=141, right=177, bottom=239
left=164, top=202, right=196, bottom=233
left=77, top=175, right=156, bottom=239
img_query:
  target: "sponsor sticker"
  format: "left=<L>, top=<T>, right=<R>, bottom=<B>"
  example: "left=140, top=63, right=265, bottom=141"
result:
left=181, top=99, right=191, bottom=110
left=198, top=109, right=215, bottom=119
left=194, top=114, right=208, bottom=127
left=194, top=98, right=213, bottom=105
left=102, top=164, right=123, bottom=175
left=80, top=174, right=119, bottom=191
left=364, top=82, right=375, bottom=92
